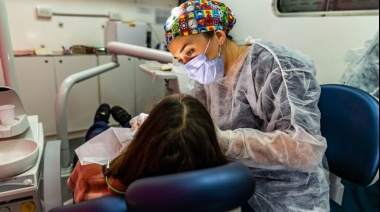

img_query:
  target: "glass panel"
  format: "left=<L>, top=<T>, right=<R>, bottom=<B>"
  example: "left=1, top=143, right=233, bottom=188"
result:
left=279, top=0, right=328, bottom=12
left=278, top=0, right=379, bottom=12
left=330, top=0, right=379, bottom=11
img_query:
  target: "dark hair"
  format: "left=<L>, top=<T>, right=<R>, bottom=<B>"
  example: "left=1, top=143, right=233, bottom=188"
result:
left=107, top=93, right=227, bottom=186
left=178, top=0, right=187, bottom=6
left=203, top=31, right=234, bottom=41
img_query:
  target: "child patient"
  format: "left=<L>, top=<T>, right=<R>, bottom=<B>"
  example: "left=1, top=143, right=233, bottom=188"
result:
left=67, top=93, right=228, bottom=203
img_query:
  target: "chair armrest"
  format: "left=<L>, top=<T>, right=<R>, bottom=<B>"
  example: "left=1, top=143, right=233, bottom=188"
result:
left=43, top=140, right=62, bottom=212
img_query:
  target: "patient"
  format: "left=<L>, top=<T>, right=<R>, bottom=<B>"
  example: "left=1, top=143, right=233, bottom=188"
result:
left=67, top=93, right=228, bottom=203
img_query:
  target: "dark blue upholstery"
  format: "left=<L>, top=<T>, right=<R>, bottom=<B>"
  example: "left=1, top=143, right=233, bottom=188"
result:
left=319, top=84, right=379, bottom=211
left=49, top=162, right=255, bottom=212
left=329, top=199, right=347, bottom=212
left=49, top=195, right=127, bottom=212
left=318, top=84, right=379, bottom=187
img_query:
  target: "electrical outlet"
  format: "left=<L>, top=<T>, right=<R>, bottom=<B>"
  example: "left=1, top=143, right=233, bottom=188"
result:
left=36, top=6, right=52, bottom=18
left=109, top=12, right=122, bottom=21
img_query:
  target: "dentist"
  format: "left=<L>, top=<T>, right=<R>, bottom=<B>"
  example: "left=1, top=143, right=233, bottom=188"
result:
left=164, top=0, right=330, bottom=211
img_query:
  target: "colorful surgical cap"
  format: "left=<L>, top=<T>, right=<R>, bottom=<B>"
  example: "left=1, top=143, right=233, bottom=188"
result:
left=164, top=0, right=236, bottom=45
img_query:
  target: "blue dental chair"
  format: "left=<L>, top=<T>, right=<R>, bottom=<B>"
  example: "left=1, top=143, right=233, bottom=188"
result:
left=318, top=84, right=379, bottom=211
left=48, top=161, right=256, bottom=212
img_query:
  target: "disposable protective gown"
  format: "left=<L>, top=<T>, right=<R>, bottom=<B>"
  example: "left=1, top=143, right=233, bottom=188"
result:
left=340, top=31, right=379, bottom=99
left=192, top=39, right=330, bottom=211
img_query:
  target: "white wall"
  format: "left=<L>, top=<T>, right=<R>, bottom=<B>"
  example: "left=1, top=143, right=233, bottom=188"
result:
left=4, top=0, right=177, bottom=51
left=223, top=0, right=379, bottom=84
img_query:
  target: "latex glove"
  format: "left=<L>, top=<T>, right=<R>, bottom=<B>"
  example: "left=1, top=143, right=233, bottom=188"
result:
left=130, top=113, right=149, bottom=131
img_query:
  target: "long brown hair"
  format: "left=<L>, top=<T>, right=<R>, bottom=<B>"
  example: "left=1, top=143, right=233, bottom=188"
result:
left=107, top=93, right=227, bottom=186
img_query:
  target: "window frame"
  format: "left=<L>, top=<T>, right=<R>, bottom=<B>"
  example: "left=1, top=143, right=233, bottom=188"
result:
left=273, top=0, right=379, bottom=17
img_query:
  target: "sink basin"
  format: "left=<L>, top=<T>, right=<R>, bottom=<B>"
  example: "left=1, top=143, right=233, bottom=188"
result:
left=0, top=139, right=39, bottom=178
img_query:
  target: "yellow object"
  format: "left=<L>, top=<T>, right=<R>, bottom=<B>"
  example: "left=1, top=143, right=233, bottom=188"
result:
left=105, top=176, right=126, bottom=194
left=160, top=64, right=172, bottom=71
left=21, top=202, right=35, bottom=212
left=34, top=48, right=53, bottom=55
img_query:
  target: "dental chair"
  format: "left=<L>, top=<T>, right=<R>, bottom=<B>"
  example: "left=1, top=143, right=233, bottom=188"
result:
left=318, top=84, right=379, bottom=211
left=48, top=161, right=256, bottom=212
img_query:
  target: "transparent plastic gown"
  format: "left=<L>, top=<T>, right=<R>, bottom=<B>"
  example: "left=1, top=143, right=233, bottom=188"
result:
left=340, top=31, right=379, bottom=99
left=192, top=39, right=330, bottom=211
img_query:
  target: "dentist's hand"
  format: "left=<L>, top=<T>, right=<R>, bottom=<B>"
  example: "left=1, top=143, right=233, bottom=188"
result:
left=215, top=125, right=232, bottom=153
left=130, top=113, right=149, bottom=131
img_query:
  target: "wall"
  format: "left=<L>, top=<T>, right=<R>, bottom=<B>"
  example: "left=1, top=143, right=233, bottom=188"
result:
left=223, top=0, right=379, bottom=84
left=4, top=0, right=177, bottom=51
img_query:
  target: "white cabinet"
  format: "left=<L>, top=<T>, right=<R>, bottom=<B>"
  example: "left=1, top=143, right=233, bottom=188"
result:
left=98, top=55, right=136, bottom=126
left=14, top=57, right=57, bottom=136
left=14, top=55, right=99, bottom=136
left=54, top=55, right=99, bottom=133
left=10, top=55, right=167, bottom=137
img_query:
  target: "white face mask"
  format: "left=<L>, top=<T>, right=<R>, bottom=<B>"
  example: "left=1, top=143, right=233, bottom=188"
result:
left=184, top=38, right=225, bottom=85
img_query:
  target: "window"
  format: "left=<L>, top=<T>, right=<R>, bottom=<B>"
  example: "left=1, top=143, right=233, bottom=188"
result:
left=274, top=0, right=379, bottom=17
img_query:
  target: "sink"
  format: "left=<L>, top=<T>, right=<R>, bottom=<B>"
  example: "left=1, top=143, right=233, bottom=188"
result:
left=0, top=139, right=39, bottom=178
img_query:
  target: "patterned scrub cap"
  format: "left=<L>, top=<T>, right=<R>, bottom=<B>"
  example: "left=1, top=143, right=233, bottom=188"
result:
left=164, top=0, right=236, bottom=45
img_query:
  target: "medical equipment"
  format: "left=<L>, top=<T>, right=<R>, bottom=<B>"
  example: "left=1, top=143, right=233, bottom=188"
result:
left=0, top=87, right=44, bottom=212
left=0, top=89, right=29, bottom=139
left=0, top=2, right=52, bottom=211
left=140, top=63, right=194, bottom=94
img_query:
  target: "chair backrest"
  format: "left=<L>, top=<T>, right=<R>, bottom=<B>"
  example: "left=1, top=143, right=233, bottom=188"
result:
left=125, top=162, right=256, bottom=212
left=49, top=162, right=255, bottom=212
left=318, top=84, right=379, bottom=186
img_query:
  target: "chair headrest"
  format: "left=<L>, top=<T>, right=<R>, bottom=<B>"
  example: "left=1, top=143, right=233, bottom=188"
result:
left=125, top=162, right=256, bottom=212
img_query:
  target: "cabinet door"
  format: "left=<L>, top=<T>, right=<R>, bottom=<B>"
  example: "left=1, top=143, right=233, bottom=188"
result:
left=98, top=55, right=136, bottom=126
left=134, top=59, right=166, bottom=114
left=54, top=56, right=99, bottom=133
left=14, top=57, right=57, bottom=136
